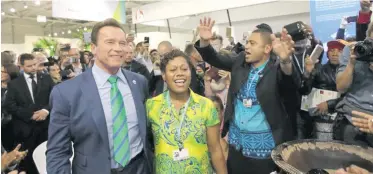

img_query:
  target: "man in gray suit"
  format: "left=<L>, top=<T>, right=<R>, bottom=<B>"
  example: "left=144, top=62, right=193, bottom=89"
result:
left=46, top=18, right=153, bottom=174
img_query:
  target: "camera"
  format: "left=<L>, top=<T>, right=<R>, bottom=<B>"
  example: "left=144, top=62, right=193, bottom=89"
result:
left=284, top=21, right=312, bottom=42
left=354, top=38, right=373, bottom=62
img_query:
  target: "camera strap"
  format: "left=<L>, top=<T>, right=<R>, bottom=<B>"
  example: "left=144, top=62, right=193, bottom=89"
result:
left=293, top=50, right=306, bottom=74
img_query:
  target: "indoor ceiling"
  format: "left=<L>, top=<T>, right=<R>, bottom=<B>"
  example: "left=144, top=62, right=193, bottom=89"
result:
left=1, top=0, right=190, bottom=43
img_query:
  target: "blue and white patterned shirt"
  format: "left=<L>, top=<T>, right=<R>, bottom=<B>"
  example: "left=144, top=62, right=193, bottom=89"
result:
left=228, top=60, right=275, bottom=159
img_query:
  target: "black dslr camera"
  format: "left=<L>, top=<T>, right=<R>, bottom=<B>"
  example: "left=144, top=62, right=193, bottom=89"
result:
left=284, top=21, right=312, bottom=41
left=354, top=38, right=373, bottom=62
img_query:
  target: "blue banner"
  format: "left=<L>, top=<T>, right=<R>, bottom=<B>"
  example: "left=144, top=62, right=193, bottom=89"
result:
left=310, top=0, right=360, bottom=63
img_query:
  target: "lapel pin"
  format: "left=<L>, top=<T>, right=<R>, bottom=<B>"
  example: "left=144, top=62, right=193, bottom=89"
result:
left=132, top=80, right=136, bottom=84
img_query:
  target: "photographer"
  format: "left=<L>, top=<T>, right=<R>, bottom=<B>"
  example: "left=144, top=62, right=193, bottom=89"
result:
left=335, top=21, right=373, bottom=146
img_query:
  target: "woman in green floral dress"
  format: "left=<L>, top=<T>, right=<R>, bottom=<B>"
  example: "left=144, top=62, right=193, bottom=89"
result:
left=146, top=50, right=227, bottom=174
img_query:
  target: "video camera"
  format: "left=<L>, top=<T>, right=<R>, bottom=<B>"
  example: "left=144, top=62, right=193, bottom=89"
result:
left=284, top=21, right=313, bottom=42
left=354, top=37, right=373, bottom=62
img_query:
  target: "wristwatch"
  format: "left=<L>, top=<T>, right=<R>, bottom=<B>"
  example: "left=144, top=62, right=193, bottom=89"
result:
left=280, top=57, right=292, bottom=64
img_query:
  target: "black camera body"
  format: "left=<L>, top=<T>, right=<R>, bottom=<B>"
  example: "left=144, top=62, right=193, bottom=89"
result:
left=284, top=21, right=312, bottom=42
left=354, top=38, right=373, bottom=62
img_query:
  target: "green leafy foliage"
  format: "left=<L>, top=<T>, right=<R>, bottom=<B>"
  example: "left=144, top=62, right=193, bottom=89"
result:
left=32, top=37, right=58, bottom=56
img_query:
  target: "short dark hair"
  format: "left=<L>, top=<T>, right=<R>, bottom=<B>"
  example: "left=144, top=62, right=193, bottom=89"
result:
left=3, top=63, right=19, bottom=80
left=256, top=23, right=273, bottom=34
left=1, top=51, right=16, bottom=65
left=252, top=29, right=272, bottom=45
left=184, top=44, right=196, bottom=57
left=150, top=49, right=158, bottom=55
left=212, top=34, right=223, bottom=43
left=91, top=18, right=125, bottom=45
left=19, top=53, right=35, bottom=65
left=160, top=49, right=193, bottom=73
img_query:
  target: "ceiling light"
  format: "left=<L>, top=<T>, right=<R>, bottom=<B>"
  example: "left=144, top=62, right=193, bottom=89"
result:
left=54, top=32, right=57, bottom=36
left=68, top=30, right=71, bottom=34
left=37, top=15, right=47, bottom=22
left=24, top=5, right=28, bottom=9
left=34, top=0, right=40, bottom=6
left=62, top=31, right=65, bottom=34
left=83, top=27, right=87, bottom=31
left=77, top=28, right=80, bottom=32
left=1, top=12, right=5, bottom=16
left=9, top=8, right=16, bottom=13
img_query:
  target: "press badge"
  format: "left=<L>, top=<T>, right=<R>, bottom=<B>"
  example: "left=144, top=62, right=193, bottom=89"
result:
left=243, top=99, right=252, bottom=108
left=173, top=148, right=189, bottom=161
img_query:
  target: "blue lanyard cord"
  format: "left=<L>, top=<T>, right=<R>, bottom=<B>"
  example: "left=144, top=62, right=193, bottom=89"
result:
left=166, top=91, right=191, bottom=150
left=246, top=69, right=264, bottom=93
left=245, top=59, right=269, bottom=94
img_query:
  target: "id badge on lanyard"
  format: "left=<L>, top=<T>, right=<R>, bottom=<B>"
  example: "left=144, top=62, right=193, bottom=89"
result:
left=166, top=91, right=191, bottom=161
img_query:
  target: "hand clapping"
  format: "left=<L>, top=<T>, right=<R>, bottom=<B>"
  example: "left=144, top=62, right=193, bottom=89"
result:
left=351, top=111, right=373, bottom=134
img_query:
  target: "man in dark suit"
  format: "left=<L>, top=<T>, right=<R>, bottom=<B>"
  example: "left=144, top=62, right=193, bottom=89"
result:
left=46, top=18, right=153, bottom=174
left=5, top=53, right=54, bottom=174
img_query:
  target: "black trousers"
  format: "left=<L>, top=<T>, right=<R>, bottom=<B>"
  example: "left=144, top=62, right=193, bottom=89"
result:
left=227, top=145, right=278, bottom=174
left=15, top=128, right=48, bottom=174
left=110, top=151, right=149, bottom=174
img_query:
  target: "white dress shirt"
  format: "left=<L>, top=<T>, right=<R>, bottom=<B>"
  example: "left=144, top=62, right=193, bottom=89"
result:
left=23, top=73, right=49, bottom=115
left=23, top=73, right=37, bottom=103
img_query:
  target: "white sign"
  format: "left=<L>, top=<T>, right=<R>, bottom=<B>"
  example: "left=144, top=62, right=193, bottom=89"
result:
left=301, top=88, right=340, bottom=118
left=52, top=0, right=126, bottom=23
left=131, top=0, right=277, bottom=24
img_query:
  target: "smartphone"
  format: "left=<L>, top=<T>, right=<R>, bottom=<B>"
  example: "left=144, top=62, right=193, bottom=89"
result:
left=310, top=45, right=324, bottom=63
left=144, top=37, right=150, bottom=44
left=347, top=16, right=357, bottom=23
left=207, top=66, right=221, bottom=81
left=226, top=27, right=232, bottom=38
left=72, top=58, right=79, bottom=63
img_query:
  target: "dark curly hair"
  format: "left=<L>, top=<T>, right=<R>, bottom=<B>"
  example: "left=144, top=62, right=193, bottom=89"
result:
left=160, top=49, right=193, bottom=73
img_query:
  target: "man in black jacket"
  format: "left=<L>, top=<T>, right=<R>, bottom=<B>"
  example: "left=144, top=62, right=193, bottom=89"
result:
left=122, top=45, right=151, bottom=81
left=5, top=53, right=54, bottom=174
left=195, top=17, right=300, bottom=174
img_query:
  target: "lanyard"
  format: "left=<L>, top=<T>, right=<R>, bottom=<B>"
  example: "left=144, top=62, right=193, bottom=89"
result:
left=245, top=60, right=269, bottom=93
left=166, top=91, right=191, bottom=150
left=293, top=50, right=306, bottom=74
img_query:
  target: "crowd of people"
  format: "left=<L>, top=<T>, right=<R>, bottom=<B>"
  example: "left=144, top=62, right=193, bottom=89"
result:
left=1, top=1, right=373, bottom=174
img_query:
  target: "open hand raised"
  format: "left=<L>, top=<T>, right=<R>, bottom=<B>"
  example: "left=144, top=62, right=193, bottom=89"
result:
left=199, top=17, right=215, bottom=41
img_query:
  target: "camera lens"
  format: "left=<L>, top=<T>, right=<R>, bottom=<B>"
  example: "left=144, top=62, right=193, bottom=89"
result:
left=355, top=45, right=366, bottom=55
left=307, top=169, right=329, bottom=174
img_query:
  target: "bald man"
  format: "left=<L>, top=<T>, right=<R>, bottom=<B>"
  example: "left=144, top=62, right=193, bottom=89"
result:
left=157, top=41, right=173, bottom=57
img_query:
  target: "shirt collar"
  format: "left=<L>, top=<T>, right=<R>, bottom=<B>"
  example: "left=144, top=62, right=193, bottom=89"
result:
left=92, top=64, right=126, bottom=87
left=154, top=88, right=201, bottom=105
left=24, top=72, right=36, bottom=79
left=251, top=59, right=269, bottom=72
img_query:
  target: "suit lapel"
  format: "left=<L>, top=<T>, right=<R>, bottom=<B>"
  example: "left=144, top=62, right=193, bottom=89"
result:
left=80, top=69, right=110, bottom=151
left=20, top=74, right=34, bottom=103
left=35, top=73, right=43, bottom=97
left=121, top=70, right=146, bottom=142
